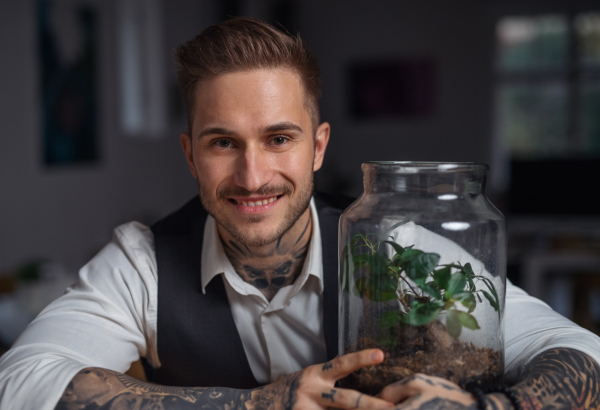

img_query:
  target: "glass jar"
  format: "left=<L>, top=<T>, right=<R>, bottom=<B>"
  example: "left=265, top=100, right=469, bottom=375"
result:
left=339, top=162, right=506, bottom=394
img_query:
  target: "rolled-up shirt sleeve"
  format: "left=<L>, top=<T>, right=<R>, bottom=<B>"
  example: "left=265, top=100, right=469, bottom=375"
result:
left=0, top=222, right=159, bottom=410
left=504, top=279, right=600, bottom=385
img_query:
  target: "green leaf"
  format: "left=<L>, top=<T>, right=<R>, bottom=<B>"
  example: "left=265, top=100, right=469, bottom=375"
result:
left=354, top=277, right=368, bottom=297
left=353, top=253, right=369, bottom=266
left=418, top=253, right=441, bottom=274
left=457, top=311, right=480, bottom=330
left=443, top=299, right=455, bottom=310
left=481, top=290, right=498, bottom=311
left=433, top=266, right=451, bottom=290
left=400, top=248, right=423, bottom=263
left=446, top=309, right=461, bottom=338
left=462, top=263, right=476, bottom=290
left=402, top=252, right=439, bottom=286
left=390, top=255, right=404, bottom=268
left=481, top=277, right=501, bottom=320
left=453, top=292, right=476, bottom=313
left=377, top=310, right=404, bottom=329
left=446, top=272, right=467, bottom=297
left=384, top=241, right=405, bottom=257
left=421, top=282, right=442, bottom=299
left=366, top=252, right=391, bottom=276
left=463, top=263, right=475, bottom=277
left=487, top=279, right=500, bottom=305
left=404, top=300, right=444, bottom=326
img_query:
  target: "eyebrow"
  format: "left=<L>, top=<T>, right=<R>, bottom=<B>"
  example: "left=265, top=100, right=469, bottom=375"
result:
left=197, top=127, right=235, bottom=139
left=196, top=121, right=304, bottom=140
left=262, top=121, right=304, bottom=134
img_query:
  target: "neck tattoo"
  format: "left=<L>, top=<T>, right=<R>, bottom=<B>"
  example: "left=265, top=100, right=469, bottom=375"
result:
left=220, top=213, right=312, bottom=301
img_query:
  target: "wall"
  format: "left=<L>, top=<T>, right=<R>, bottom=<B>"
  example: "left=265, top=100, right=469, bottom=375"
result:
left=0, top=0, right=213, bottom=272
left=299, top=0, right=497, bottom=197
left=3, top=0, right=596, bottom=272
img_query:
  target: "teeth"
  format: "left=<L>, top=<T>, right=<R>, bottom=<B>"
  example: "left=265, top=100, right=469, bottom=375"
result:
left=236, top=196, right=278, bottom=206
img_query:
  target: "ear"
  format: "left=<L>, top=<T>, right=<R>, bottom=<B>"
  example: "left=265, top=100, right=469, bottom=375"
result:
left=313, top=122, right=330, bottom=172
left=180, top=132, right=198, bottom=179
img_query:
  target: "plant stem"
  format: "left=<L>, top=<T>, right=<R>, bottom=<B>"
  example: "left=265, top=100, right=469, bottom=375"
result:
left=398, top=274, right=419, bottom=296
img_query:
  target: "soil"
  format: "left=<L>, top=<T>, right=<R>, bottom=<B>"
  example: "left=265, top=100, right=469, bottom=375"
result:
left=339, top=320, right=503, bottom=395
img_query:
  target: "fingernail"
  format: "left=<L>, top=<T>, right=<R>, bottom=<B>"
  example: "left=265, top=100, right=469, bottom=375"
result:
left=370, top=351, right=383, bottom=362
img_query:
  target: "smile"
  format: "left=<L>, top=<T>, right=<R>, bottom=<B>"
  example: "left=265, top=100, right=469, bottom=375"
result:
left=229, top=195, right=281, bottom=206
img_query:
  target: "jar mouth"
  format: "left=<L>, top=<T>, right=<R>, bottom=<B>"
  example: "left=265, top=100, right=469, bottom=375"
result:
left=362, top=161, right=489, bottom=173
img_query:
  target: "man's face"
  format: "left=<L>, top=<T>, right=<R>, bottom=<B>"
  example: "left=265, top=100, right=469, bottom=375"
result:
left=181, top=68, right=329, bottom=246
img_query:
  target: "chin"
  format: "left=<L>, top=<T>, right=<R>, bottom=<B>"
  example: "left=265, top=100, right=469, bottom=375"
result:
left=235, top=226, right=282, bottom=247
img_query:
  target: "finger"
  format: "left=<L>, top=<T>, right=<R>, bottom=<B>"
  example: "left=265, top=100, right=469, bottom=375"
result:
left=321, top=349, right=385, bottom=381
left=317, top=387, right=393, bottom=409
left=379, top=375, right=424, bottom=403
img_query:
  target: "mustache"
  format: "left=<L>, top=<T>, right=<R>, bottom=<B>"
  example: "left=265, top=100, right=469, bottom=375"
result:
left=217, top=183, right=293, bottom=199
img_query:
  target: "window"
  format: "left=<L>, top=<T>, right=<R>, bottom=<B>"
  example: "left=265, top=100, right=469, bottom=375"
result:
left=495, top=12, right=600, bottom=159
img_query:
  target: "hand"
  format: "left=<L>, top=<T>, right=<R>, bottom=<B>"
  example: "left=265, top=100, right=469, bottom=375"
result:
left=249, top=349, right=395, bottom=409
left=379, top=374, right=477, bottom=410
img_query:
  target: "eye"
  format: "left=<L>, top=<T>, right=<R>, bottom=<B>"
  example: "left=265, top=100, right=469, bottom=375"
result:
left=214, top=139, right=232, bottom=148
left=270, top=136, right=288, bottom=146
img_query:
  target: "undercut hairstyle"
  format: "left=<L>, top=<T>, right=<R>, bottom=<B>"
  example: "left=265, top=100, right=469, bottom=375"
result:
left=174, top=17, right=321, bottom=135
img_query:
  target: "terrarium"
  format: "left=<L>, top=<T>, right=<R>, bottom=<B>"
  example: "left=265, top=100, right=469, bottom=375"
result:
left=339, top=162, right=506, bottom=394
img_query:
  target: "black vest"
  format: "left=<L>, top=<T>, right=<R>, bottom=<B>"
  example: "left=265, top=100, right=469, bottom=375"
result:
left=144, top=192, right=354, bottom=388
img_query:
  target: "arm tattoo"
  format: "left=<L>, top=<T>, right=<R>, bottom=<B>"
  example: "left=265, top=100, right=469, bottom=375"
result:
left=395, top=397, right=478, bottom=410
left=513, top=348, right=600, bottom=410
left=322, top=361, right=333, bottom=371
left=54, top=366, right=304, bottom=410
left=249, top=371, right=301, bottom=410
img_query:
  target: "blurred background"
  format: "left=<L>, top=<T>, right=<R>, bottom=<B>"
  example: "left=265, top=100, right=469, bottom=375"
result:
left=1, top=0, right=600, bottom=354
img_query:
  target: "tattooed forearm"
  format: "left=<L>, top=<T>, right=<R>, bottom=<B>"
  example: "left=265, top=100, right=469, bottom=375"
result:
left=322, top=361, right=333, bottom=371
left=511, top=348, right=600, bottom=410
left=407, top=398, right=478, bottom=410
left=54, top=367, right=304, bottom=410
left=248, top=371, right=301, bottom=410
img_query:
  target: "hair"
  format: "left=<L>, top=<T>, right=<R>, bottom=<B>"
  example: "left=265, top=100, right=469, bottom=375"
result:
left=174, top=17, right=321, bottom=134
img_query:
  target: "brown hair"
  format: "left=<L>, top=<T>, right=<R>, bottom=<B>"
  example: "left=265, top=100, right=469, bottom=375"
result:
left=174, top=17, right=321, bottom=135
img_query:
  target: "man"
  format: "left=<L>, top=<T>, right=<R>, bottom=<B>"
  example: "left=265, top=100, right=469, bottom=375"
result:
left=1, top=17, right=600, bottom=410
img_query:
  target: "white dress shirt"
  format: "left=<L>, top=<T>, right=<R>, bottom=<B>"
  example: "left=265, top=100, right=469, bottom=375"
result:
left=1, top=198, right=600, bottom=410
left=201, top=199, right=327, bottom=383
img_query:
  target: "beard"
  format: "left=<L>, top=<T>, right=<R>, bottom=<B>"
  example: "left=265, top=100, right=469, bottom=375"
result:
left=198, top=174, right=314, bottom=247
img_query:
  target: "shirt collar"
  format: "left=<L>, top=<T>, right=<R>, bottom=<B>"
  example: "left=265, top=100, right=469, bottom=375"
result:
left=201, top=197, right=324, bottom=296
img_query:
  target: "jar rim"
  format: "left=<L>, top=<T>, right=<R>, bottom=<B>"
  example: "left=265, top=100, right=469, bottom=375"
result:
left=362, top=161, right=489, bottom=172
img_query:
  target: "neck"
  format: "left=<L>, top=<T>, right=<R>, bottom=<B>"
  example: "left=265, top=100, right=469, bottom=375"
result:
left=218, top=208, right=313, bottom=301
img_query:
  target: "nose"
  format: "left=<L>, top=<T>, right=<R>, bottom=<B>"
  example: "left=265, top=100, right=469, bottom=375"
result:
left=232, top=143, right=274, bottom=192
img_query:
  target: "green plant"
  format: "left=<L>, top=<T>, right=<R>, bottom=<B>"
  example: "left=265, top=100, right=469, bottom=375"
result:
left=341, top=233, right=500, bottom=346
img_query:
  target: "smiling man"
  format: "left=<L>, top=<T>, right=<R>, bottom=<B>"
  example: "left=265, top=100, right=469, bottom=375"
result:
left=181, top=68, right=327, bottom=300
left=1, top=17, right=600, bottom=410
